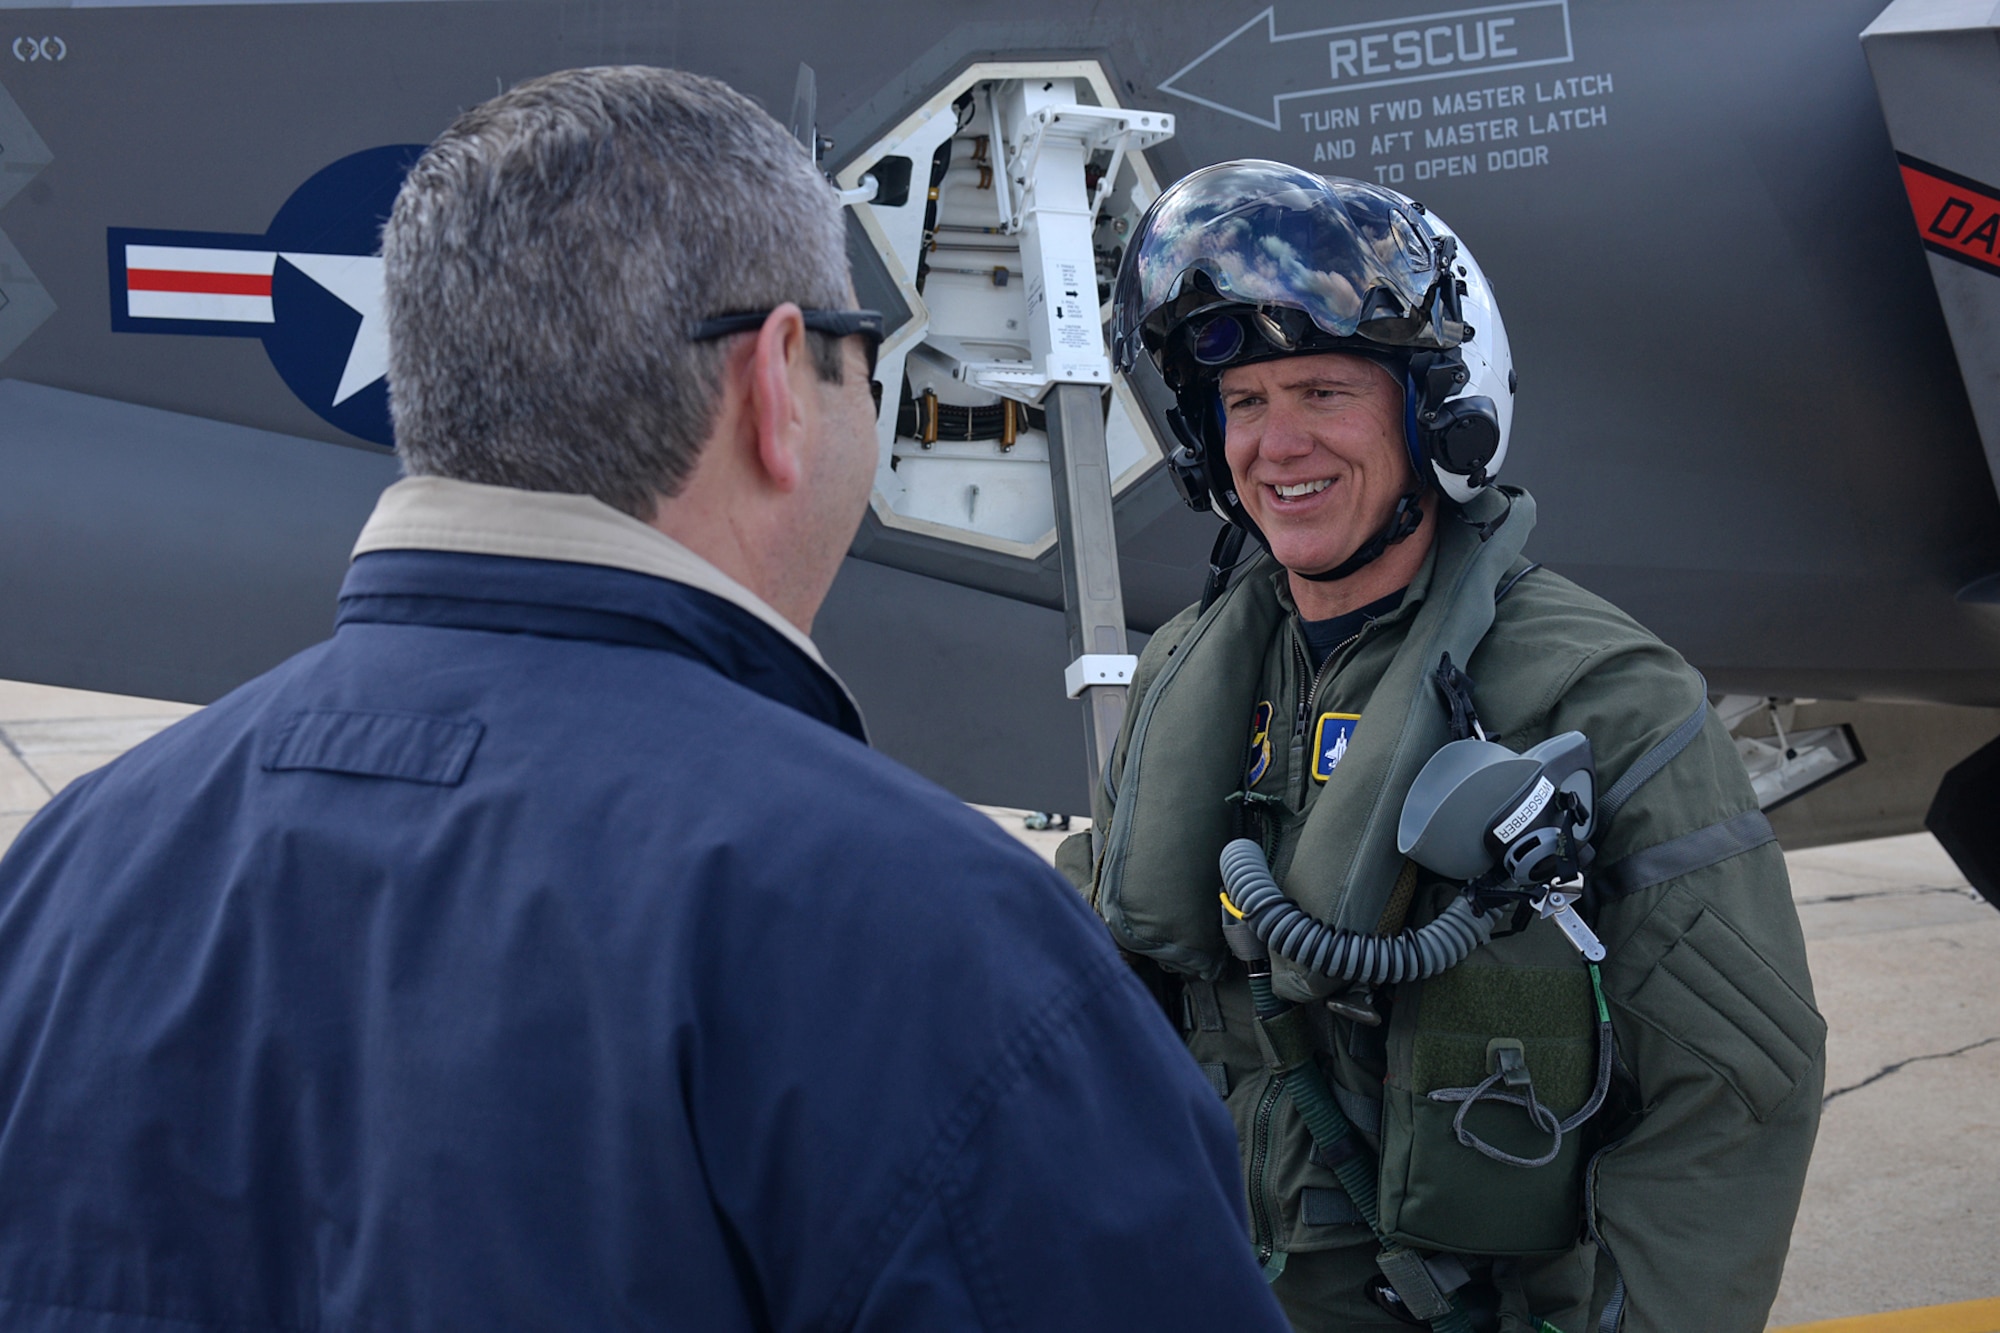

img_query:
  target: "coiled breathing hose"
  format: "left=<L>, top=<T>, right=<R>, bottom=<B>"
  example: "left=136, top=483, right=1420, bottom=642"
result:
left=1219, top=838, right=1501, bottom=983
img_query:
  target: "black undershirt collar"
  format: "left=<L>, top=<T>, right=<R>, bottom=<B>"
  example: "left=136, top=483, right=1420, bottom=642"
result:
left=1298, top=587, right=1407, bottom=668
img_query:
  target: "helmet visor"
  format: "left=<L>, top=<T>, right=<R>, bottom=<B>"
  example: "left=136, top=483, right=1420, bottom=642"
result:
left=1113, top=161, right=1448, bottom=369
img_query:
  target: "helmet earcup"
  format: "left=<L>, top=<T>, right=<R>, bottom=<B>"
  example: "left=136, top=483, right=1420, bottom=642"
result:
left=1422, top=395, right=1502, bottom=480
left=1405, top=350, right=1502, bottom=490
left=1418, top=210, right=1512, bottom=502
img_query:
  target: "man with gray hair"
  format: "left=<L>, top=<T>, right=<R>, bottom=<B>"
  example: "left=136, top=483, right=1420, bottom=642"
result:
left=0, top=67, right=1287, bottom=1332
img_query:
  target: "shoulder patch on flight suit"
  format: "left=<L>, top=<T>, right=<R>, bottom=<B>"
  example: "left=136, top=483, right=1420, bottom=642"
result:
left=1246, top=700, right=1273, bottom=785
left=1311, top=713, right=1361, bottom=782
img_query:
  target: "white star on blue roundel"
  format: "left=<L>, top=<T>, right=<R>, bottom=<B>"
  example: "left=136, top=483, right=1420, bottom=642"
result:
left=108, top=144, right=426, bottom=448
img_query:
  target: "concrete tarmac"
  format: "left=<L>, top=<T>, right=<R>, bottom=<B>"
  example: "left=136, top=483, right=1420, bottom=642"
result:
left=1, top=679, right=1994, bottom=1326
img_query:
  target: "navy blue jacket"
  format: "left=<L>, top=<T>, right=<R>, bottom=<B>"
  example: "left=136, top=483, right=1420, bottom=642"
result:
left=0, top=551, right=1284, bottom=1332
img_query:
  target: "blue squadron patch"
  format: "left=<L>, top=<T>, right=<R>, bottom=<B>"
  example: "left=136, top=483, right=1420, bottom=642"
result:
left=1312, top=713, right=1361, bottom=782
left=1246, top=701, right=1273, bottom=785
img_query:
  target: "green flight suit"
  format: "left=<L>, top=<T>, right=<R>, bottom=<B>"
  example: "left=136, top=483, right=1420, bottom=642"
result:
left=1071, top=525, right=1824, bottom=1332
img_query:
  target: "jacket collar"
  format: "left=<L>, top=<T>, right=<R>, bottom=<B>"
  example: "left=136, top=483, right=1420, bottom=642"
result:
left=346, top=476, right=866, bottom=742
left=354, top=476, right=831, bottom=669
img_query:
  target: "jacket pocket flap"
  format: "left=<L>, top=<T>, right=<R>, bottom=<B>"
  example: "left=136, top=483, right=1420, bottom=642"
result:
left=264, top=709, right=484, bottom=786
left=1624, top=898, right=1824, bottom=1121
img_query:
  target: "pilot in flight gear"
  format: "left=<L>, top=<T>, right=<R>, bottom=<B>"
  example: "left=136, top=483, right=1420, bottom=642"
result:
left=1063, top=161, right=1825, bottom=1331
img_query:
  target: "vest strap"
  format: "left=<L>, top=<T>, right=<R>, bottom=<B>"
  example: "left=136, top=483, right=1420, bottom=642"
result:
left=1593, top=810, right=1777, bottom=901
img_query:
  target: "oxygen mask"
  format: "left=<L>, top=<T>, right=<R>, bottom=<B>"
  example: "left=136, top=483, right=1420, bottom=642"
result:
left=1397, top=731, right=1605, bottom=960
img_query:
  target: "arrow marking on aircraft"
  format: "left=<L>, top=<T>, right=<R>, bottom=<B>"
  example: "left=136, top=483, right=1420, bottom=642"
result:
left=1157, top=1, right=1576, bottom=132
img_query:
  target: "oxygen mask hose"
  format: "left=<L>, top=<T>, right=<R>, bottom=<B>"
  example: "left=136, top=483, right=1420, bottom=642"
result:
left=1218, top=886, right=1477, bottom=1332
left=1219, top=838, right=1501, bottom=983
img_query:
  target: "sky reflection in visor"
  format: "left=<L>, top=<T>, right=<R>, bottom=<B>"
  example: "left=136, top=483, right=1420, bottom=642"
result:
left=1114, top=160, right=1442, bottom=360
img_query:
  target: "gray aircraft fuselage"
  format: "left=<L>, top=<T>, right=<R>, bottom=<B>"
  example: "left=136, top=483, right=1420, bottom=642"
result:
left=1, top=0, right=1995, bottom=813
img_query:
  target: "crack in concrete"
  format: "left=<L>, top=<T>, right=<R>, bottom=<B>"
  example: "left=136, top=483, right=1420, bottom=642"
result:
left=0, top=726, right=53, bottom=800
left=1797, top=884, right=1984, bottom=906
left=1823, top=1035, right=2000, bottom=1106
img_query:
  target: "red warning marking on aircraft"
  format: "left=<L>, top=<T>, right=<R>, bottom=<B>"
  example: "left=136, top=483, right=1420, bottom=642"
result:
left=120, top=244, right=277, bottom=324
left=125, top=269, right=273, bottom=297
left=1898, top=154, right=2000, bottom=279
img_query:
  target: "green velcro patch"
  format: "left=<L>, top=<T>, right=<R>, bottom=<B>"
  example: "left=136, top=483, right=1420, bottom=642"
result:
left=1410, top=961, right=1597, bottom=1110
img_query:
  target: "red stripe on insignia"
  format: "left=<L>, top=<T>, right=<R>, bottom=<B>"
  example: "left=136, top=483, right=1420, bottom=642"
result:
left=1899, top=156, right=2000, bottom=279
left=126, top=268, right=275, bottom=297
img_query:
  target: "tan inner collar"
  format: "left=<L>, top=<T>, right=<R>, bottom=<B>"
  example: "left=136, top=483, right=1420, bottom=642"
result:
left=351, top=476, right=849, bottom=690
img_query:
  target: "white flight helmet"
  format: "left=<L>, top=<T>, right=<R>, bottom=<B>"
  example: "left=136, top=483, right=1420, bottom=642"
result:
left=1421, top=207, right=1512, bottom=503
left=1111, top=161, right=1516, bottom=557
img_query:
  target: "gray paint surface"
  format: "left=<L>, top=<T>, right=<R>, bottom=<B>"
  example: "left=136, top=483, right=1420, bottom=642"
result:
left=1864, top=2, right=2000, bottom=577
left=0, top=0, right=1998, bottom=810
left=0, top=379, right=398, bottom=700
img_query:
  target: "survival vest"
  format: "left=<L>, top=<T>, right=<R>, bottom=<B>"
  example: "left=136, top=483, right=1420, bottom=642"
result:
left=1098, top=485, right=1534, bottom=1002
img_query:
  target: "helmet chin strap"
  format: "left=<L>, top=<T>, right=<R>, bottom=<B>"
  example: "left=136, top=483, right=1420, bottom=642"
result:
left=1293, top=491, right=1426, bottom=584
